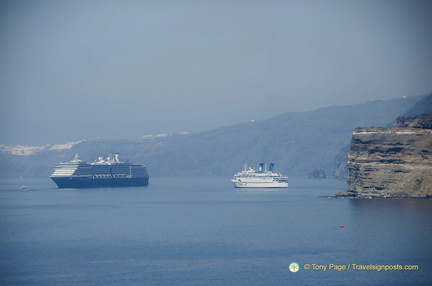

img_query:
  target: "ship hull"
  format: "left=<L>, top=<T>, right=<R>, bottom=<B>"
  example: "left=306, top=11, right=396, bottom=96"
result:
left=231, top=180, right=288, bottom=188
left=50, top=176, right=149, bottom=189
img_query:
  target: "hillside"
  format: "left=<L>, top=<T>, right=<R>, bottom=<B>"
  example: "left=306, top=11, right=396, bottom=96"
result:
left=0, top=95, right=429, bottom=178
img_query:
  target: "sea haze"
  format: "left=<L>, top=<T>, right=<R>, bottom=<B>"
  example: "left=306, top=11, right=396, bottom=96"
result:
left=2, top=1, right=432, bottom=145
left=2, top=94, right=430, bottom=179
left=0, top=177, right=431, bottom=285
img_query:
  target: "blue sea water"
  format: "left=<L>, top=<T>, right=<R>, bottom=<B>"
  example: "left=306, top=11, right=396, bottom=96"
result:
left=0, top=176, right=431, bottom=285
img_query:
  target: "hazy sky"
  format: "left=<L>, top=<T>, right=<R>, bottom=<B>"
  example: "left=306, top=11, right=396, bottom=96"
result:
left=1, top=0, right=432, bottom=145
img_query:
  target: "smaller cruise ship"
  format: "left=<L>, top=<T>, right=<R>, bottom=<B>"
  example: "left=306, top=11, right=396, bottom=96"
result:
left=231, top=163, right=288, bottom=188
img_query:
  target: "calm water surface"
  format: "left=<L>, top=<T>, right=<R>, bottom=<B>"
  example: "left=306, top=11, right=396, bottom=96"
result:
left=0, top=177, right=431, bottom=285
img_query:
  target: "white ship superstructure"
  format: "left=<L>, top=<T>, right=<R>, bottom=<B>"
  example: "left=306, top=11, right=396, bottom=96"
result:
left=231, top=163, right=288, bottom=188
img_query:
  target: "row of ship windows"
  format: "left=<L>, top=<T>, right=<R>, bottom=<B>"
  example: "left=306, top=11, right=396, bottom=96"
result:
left=60, top=171, right=146, bottom=175
left=236, top=175, right=273, bottom=178
left=54, top=170, right=75, bottom=174
left=57, top=166, right=143, bottom=170
left=54, top=168, right=146, bottom=175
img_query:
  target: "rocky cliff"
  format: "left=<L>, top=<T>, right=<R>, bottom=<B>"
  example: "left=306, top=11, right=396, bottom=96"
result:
left=337, top=114, right=432, bottom=198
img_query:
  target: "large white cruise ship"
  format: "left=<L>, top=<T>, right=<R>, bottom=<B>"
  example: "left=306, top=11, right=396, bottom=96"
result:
left=231, top=163, right=288, bottom=188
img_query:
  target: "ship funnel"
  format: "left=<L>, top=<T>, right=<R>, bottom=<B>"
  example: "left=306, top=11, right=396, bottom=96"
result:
left=259, top=163, right=265, bottom=173
left=114, top=153, right=120, bottom=162
left=269, top=163, right=275, bottom=172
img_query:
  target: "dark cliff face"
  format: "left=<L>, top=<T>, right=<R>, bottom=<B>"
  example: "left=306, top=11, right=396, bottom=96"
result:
left=338, top=114, right=432, bottom=198
left=394, top=114, right=432, bottom=129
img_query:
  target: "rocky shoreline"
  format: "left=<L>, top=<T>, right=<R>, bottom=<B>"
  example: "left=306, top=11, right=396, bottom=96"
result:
left=336, top=114, right=432, bottom=198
